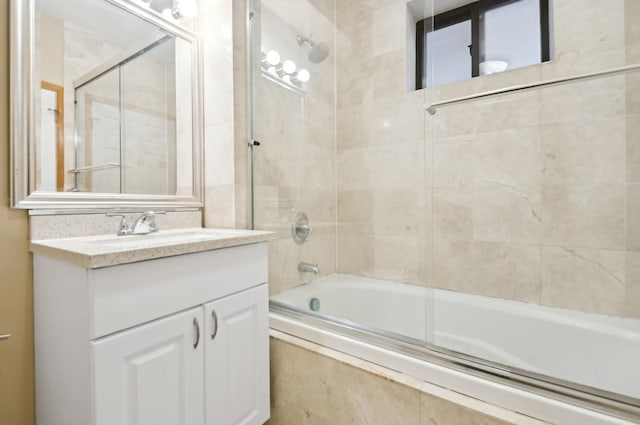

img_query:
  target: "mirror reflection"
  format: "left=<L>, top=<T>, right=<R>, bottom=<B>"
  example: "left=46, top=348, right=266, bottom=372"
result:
left=34, top=0, right=195, bottom=196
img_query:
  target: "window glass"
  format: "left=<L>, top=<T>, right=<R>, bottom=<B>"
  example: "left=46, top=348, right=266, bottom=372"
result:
left=426, top=20, right=472, bottom=87
left=416, top=0, right=550, bottom=89
left=481, top=0, right=541, bottom=75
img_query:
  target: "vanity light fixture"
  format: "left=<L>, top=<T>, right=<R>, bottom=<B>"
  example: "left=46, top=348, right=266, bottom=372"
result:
left=295, top=69, right=310, bottom=83
left=282, top=60, right=296, bottom=75
left=170, top=0, right=199, bottom=18
left=134, top=0, right=199, bottom=21
left=260, top=51, right=309, bottom=92
left=264, top=50, right=280, bottom=66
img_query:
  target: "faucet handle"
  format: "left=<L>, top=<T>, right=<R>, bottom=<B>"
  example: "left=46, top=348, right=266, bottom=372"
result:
left=106, top=213, right=132, bottom=236
left=133, top=211, right=166, bottom=234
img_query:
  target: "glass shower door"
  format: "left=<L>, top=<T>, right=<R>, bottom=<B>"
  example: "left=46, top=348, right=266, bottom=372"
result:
left=253, top=0, right=433, bottom=346
left=74, top=68, right=120, bottom=193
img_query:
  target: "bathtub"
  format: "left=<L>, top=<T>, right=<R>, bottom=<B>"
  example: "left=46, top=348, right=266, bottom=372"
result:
left=269, top=273, right=640, bottom=425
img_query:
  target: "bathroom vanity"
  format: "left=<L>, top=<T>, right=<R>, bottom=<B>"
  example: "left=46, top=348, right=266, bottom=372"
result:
left=30, top=228, right=273, bottom=425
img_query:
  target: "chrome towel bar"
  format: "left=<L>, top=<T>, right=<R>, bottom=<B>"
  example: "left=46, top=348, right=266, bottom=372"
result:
left=425, top=63, right=640, bottom=115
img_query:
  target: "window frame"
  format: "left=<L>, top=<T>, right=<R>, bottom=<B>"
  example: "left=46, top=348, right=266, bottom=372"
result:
left=415, top=0, right=550, bottom=90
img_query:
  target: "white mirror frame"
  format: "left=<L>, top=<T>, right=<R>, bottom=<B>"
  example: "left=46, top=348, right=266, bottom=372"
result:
left=9, top=0, right=204, bottom=210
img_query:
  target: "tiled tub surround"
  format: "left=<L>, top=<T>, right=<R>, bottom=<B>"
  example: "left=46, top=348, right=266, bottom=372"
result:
left=333, top=0, right=640, bottom=318
left=268, top=330, right=550, bottom=425
left=257, top=0, right=640, bottom=424
left=271, top=274, right=640, bottom=405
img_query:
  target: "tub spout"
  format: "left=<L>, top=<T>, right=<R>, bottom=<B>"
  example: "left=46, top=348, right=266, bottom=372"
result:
left=298, top=262, right=320, bottom=274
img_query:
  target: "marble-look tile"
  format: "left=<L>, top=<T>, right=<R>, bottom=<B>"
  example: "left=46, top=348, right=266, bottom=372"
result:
left=433, top=187, right=474, bottom=241
left=371, top=2, right=405, bottom=57
left=626, top=115, right=640, bottom=183
left=371, top=92, right=425, bottom=145
left=541, top=117, right=625, bottom=184
left=626, top=184, right=640, bottom=251
left=433, top=134, right=475, bottom=188
left=204, top=123, right=235, bottom=186
left=541, top=246, right=626, bottom=316
left=269, top=331, right=550, bottom=425
left=625, top=252, right=640, bottom=317
left=337, top=233, right=375, bottom=276
left=627, top=72, right=640, bottom=115
left=337, top=141, right=424, bottom=191
left=541, top=184, right=625, bottom=250
left=549, top=0, right=625, bottom=75
left=472, top=241, right=541, bottom=303
left=433, top=239, right=542, bottom=302
left=540, top=75, right=625, bottom=124
left=472, top=183, right=541, bottom=244
left=204, top=185, right=235, bottom=229
left=432, top=239, right=474, bottom=292
left=474, top=126, right=541, bottom=186
left=269, top=337, right=422, bottom=425
left=421, top=393, right=514, bottom=425
left=372, top=49, right=405, bottom=99
left=625, top=0, right=640, bottom=49
left=627, top=45, right=640, bottom=66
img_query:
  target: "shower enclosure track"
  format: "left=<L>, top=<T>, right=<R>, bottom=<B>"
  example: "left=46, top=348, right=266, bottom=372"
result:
left=271, top=303, right=640, bottom=423
left=425, top=63, right=640, bottom=115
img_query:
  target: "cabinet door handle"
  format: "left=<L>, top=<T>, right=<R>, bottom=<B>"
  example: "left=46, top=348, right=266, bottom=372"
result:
left=211, top=310, right=218, bottom=340
left=193, top=318, right=200, bottom=349
left=0, top=334, right=10, bottom=341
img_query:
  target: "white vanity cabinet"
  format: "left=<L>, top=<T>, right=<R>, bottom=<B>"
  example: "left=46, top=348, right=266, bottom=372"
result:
left=92, top=307, right=206, bottom=425
left=33, top=241, right=270, bottom=425
left=204, top=285, right=270, bottom=425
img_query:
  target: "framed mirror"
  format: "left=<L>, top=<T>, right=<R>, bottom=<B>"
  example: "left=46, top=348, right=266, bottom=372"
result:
left=10, top=0, right=203, bottom=209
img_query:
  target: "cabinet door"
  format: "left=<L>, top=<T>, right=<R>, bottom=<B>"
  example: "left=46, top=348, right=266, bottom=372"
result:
left=204, top=284, right=270, bottom=425
left=91, top=307, right=205, bottom=425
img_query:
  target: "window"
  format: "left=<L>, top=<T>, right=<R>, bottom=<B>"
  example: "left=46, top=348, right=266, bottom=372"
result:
left=416, top=0, right=550, bottom=89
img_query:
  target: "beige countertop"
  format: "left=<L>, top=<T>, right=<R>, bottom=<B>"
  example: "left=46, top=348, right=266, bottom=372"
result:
left=30, top=227, right=275, bottom=269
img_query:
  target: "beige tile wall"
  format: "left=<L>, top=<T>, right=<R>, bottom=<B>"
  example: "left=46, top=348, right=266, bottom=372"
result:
left=267, top=332, right=549, bottom=425
left=334, top=0, right=640, bottom=318
left=251, top=0, right=338, bottom=295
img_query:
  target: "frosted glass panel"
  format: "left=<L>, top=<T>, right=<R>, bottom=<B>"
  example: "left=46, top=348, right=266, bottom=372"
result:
left=481, top=0, right=541, bottom=74
left=426, top=20, right=471, bottom=87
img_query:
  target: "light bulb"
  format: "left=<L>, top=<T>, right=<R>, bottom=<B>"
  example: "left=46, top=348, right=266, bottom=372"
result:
left=177, top=0, right=199, bottom=18
left=265, top=50, right=280, bottom=66
left=296, top=69, right=310, bottom=82
left=162, top=8, right=177, bottom=21
left=282, top=60, right=296, bottom=74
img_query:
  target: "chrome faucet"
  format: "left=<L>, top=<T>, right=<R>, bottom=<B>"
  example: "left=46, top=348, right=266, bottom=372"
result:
left=298, top=262, right=320, bottom=274
left=107, top=211, right=166, bottom=236
left=132, top=211, right=165, bottom=235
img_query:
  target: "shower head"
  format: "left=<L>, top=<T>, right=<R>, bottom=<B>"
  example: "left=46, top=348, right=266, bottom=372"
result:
left=297, top=35, right=330, bottom=64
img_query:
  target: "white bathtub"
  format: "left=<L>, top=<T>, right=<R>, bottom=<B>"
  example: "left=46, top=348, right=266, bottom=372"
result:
left=270, top=273, right=640, bottom=425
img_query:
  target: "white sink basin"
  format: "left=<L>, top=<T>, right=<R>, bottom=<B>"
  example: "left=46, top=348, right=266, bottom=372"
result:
left=89, top=228, right=255, bottom=250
